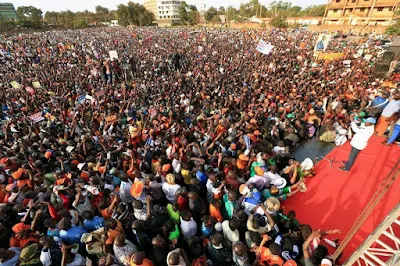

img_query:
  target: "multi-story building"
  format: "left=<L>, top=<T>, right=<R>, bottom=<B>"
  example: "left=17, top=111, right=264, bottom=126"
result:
left=323, top=0, right=400, bottom=26
left=144, top=0, right=181, bottom=26
left=0, top=3, right=18, bottom=20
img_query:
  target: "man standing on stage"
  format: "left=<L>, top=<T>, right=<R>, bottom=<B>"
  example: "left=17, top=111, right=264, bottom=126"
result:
left=339, top=116, right=376, bottom=172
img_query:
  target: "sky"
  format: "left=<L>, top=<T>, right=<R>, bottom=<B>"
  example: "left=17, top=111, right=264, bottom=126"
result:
left=8, top=0, right=327, bottom=13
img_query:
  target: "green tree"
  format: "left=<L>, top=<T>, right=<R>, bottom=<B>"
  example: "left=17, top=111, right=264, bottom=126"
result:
left=95, top=5, right=109, bottom=22
left=17, top=6, right=43, bottom=28
left=116, top=2, right=154, bottom=26
left=187, top=5, right=200, bottom=25
left=218, top=6, right=226, bottom=15
left=386, top=7, right=400, bottom=35
left=205, top=7, right=219, bottom=22
left=299, top=5, right=326, bottom=16
left=226, top=6, right=238, bottom=22
left=179, top=2, right=190, bottom=23
left=210, top=14, right=221, bottom=25
left=73, top=18, right=88, bottom=29
left=270, top=15, right=288, bottom=28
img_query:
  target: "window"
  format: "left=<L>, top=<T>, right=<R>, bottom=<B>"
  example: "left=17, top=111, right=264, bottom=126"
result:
left=335, top=0, right=340, bottom=2
left=351, top=0, right=356, bottom=2
left=360, top=8, right=365, bottom=11
left=166, top=11, right=169, bottom=13
left=168, top=16, right=170, bottom=18
left=377, top=7, right=384, bottom=11
left=333, top=9, right=338, bottom=12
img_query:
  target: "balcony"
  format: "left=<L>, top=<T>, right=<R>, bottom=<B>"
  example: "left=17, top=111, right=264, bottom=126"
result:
left=370, top=10, right=396, bottom=17
left=328, top=2, right=346, bottom=8
left=376, top=0, right=398, bottom=6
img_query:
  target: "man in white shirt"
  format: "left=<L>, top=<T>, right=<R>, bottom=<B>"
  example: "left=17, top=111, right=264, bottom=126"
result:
left=340, top=117, right=376, bottom=172
left=179, top=210, right=197, bottom=241
left=221, top=219, right=240, bottom=244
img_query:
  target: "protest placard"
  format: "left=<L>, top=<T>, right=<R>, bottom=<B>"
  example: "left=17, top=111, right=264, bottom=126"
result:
left=318, top=53, right=344, bottom=61
left=314, top=34, right=331, bottom=57
left=10, top=81, right=21, bottom=89
left=32, top=81, right=41, bottom=89
left=109, top=50, right=118, bottom=60
left=29, top=112, right=44, bottom=123
left=77, top=95, right=86, bottom=104
left=256, top=40, right=274, bottom=55
left=95, top=90, right=105, bottom=98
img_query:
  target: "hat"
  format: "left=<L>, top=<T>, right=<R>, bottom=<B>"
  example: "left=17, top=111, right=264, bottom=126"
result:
left=287, top=113, right=295, bottom=119
left=214, top=222, right=222, bottom=232
left=99, top=166, right=106, bottom=174
left=265, top=197, right=281, bottom=213
left=239, top=184, right=250, bottom=195
left=301, top=158, right=314, bottom=171
left=166, top=174, right=175, bottom=184
left=254, top=130, right=262, bottom=136
left=130, top=182, right=144, bottom=198
left=364, top=117, right=376, bottom=124
left=20, top=243, right=40, bottom=263
left=321, top=259, right=333, bottom=266
left=81, top=233, right=93, bottom=243
left=284, top=260, right=297, bottom=266
left=254, top=166, right=264, bottom=176
left=271, top=178, right=287, bottom=189
left=230, top=143, right=237, bottom=150
left=239, top=154, right=249, bottom=161
left=12, top=222, right=30, bottom=233
left=45, top=151, right=52, bottom=159
left=12, top=168, right=24, bottom=180
left=162, top=164, right=171, bottom=173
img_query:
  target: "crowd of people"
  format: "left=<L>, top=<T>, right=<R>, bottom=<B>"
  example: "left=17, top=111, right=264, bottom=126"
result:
left=0, top=27, right=399, bottom=266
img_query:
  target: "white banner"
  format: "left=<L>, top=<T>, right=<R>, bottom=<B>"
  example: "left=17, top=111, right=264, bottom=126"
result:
left=256, top=40, right=274, bottom=55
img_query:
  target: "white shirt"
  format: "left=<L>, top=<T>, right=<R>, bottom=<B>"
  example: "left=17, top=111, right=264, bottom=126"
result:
left=246, top=175, right=269, bottom=191
left=162, top=182, right=181, bottom=203
left=350, top=122, right=374, bottom=150
left=382, top=100, right=400, bottom=117
left=221, top=220, right=240, bottom=243
left=180, top=217, right=197, bottom=240
left=172, top=158, right=181, bottom=173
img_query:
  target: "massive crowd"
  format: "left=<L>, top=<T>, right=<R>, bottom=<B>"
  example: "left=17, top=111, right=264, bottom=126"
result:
left=0, top=27, right=399, bottom=266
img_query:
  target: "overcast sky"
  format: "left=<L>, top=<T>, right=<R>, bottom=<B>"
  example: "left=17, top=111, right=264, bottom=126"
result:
left=9, top=0, right=326, bottom=13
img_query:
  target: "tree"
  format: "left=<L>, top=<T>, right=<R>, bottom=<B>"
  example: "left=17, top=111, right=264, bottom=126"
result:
left=116, top=2, right=154, bottom=26
left=386, top=7, right=400, bottom=35
left=17, top=6, right=43, bottom=28
left=95, top=5, right=109, bottom=22
left=179, top=2, right=190, bottom=23
left=218, top=6, right=226, bottom=15
left=73, top=18, right=88, bottom=29
left=210, top=15, right=221, bottom=25
left=204, top=7, right=219, bottom=22
left=226, top=6, right=238, bottom=22
left=299, top=5, right=326, bottom=16
left=270, top=15, right=288, bottom=28
left=187, top=5, right=200, bottom=25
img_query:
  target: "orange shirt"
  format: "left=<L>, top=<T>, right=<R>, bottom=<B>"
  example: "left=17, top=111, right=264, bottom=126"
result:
left=209, top=204, right=223, bottom=222
left=106, top=220, right=123, bottom=245
left=258, top=247, right=284, bottom=266
left=130, top=258, right=154, bottom=266
left=101, top=208, right=112, bottom=220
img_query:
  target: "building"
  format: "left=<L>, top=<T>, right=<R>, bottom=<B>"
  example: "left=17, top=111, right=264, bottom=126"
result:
left=287, top=16, right=323, bottom=25
left=0, top=3, right=18, bottom=20
left=144, top=0, right=181, bottom=26
left=323, top=0, right=400, bottom=26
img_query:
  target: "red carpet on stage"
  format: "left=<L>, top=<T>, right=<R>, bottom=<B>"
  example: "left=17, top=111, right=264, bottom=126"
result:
left=283, top=136, right=400, bottom=263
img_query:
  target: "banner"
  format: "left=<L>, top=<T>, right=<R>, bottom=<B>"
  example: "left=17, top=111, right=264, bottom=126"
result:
left=256, top=40, right=274, bottom=55
left=29, top=112, right=44, bottom=123
left=314, top=34, right=331, bottom=56
left=109, top=50, right=118, bottom=60
left=77, top=95, right=86, bottom=104
left=10, top=81, right=21, bottom=89
left=32, top=81, right=41, bottom=89
left=95, top=90, right=105, bottom=97
left=318, top=53, right=344, bottom=61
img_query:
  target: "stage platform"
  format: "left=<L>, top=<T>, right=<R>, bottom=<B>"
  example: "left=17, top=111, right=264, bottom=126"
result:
left=283, top=136, right=400, bottom=263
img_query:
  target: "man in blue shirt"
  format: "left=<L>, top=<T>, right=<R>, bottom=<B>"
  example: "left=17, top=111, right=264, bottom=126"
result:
left=82, top=211, right=105, bottom=232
